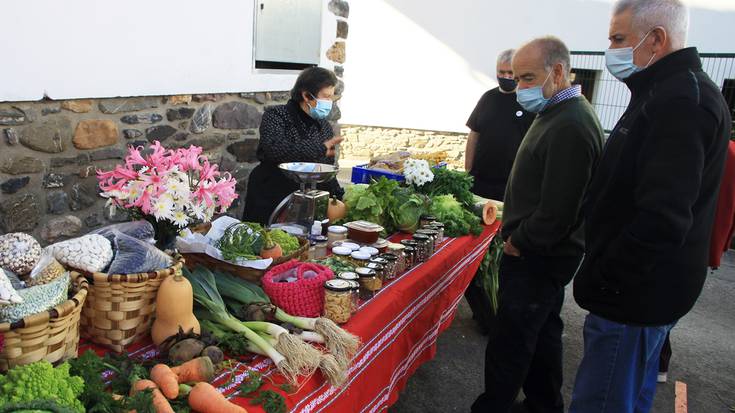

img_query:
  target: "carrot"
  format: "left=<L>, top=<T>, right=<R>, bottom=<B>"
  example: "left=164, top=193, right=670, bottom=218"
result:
left=151, top=364, right=180, bottom=399
left=170, top=356, right=215, bottom=383
left=130, top=379, right=175, bottom=413
left=188, top=382, right=248, bottom=413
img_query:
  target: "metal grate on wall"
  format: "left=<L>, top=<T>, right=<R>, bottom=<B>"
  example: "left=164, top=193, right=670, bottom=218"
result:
left=570, top=51, right=735, bottom=133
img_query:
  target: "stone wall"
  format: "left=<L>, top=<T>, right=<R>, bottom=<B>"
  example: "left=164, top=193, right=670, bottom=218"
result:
left=0, top=0, right=350, bottom=245
left=339, top=125, right=468, bottom=168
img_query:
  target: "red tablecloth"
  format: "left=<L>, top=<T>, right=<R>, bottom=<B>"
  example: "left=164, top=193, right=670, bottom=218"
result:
left=80, top=222, right=500, bottom=412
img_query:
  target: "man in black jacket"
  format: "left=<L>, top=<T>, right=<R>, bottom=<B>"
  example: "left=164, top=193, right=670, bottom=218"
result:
left=570, top=1, right=731, bottom=412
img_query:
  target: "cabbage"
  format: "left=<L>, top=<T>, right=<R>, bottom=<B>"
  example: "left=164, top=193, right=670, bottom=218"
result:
left=430, top=194, right=483, bottom=237
left=390, top=188, right=429, bottom=233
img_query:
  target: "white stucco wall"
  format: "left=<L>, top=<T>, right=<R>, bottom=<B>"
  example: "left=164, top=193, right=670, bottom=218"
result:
left=0, top=0, right=340, bottom=102
left=340, top=0, right=735, bottom=133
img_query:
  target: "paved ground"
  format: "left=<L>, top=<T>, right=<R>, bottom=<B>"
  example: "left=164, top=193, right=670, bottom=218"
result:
left=389, top=250, right=735, bottom=413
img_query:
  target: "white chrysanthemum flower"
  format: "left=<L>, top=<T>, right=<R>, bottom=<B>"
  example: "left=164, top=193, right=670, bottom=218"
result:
left=172, top=210, right=189, bottom=227
left=152, top=196, right=175, bottom=221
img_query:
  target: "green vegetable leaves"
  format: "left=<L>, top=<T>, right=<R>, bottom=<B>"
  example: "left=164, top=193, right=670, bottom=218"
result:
left=430, top=194, right=483, bottom=237
left=250, top=390, right=288, bottom=413
left=217, top=223, right=265, bottom=261
left=418, top=168, right=476, bottom=209
left=239, top=371, right=264, bottom=395
left=268, top=229, right=300, bottom=255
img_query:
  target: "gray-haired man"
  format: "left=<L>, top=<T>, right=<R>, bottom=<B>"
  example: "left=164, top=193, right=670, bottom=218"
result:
left=570, top=0, right=730, bottom=412
left=471, top=36, right=603, bottom=413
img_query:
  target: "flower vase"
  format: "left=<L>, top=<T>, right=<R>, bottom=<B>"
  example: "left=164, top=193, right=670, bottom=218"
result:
left=147, top=218, right=180, bottom=251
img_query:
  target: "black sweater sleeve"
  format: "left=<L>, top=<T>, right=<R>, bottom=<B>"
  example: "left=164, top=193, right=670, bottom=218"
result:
left=599, top=100, right=714, bottom=280
left=511, top=123, right=599, bottom=254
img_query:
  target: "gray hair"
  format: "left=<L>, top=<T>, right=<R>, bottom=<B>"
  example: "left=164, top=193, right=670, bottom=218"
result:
left=497, top=49, right=515, bottom=65
left=613, top=0, right=689, bottom=49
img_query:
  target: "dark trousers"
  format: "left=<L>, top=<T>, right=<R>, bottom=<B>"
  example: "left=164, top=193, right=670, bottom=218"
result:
left=472, top=253, right=582, bottom=413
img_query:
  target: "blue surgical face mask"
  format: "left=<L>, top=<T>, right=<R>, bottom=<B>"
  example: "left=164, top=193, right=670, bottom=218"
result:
left=605, top=30, right=656, bottom=81
left=308, top=94, right=333, bottom=119
left=516, top=70, right=553, bottom=113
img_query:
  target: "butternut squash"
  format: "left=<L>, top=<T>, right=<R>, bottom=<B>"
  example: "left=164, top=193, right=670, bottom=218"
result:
left=151, top=273, right=200, bottom=346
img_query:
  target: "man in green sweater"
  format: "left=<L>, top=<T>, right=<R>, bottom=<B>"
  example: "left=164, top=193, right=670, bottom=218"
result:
left=472, top=36, right=604, bottom=413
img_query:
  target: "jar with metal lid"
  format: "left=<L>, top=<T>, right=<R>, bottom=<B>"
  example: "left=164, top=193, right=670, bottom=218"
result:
left=327, top=225, right=348, bottom=249
left=386, top=244, right=406, bottom=275
left=341, top=242, right=361, bottom=251
left=379, top=253, right=399, bottom=279
left=403, top=246, right=417, bottom=269
left=356, top=267, right=381, bottom=299
left=359, top=246, right=380, bottom=257
left=412, top=233, right=431, bottom=262
left=313, top=235, right=329, bottom=259
left=324, top=279, right=352, bottom=324
left=426, top=222, right=444, bottom=240
left=366, top=262, right=385, bottom=282
left=420, top=214, right=437, bottom=228
left=332, top=246, right=352, bottom=261
left=417, top=228, right=440, bottom=252
left=346, top=280, right=360, bottom=313
left=337, top=272, right=361, bottom=313
left=350, top=250, right=371, bottom=268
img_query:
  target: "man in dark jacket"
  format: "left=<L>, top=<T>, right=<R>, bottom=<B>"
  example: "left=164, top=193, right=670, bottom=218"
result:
left=472, top=36, right=603, bottom=413
left=570, top=1, right=731, bottom=412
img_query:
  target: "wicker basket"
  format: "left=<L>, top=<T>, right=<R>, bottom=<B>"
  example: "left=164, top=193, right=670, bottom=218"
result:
left=0, top=272, right=89, bottom=372
left=78, top=254, right=184, bottom=353
left=182, top=237, right=309, bottom=285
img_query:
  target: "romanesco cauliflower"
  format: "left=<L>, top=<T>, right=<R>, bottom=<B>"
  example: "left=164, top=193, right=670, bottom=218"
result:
left=0, top=360, right=84, bottom=412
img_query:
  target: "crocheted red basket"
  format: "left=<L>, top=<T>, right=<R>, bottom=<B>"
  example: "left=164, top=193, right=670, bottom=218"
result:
left=262, top=259, right=334, bottom=317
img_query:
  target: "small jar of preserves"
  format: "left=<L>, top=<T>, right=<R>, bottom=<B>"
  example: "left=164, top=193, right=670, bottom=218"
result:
left=324, top=279, right=353, bottom=324
left=327, top=225, right=348, bottom=249
left=412, top=233, right=432, bottom=262
left=420, top=214, right=437, bottom=228
left=350, top=250, right=371, bottom=268
left=379, top=253, right=399, bottom=279
left=386, top=244, right=406, bottom=275
left=356, top=267, right=381, bottom=299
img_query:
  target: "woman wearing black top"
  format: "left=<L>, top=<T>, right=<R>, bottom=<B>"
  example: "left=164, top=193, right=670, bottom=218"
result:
left=243, top=67, right=344, bottom=225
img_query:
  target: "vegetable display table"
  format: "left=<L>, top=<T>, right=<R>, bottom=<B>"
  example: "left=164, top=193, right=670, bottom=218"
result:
left=79, top=222, right=500, bottom=412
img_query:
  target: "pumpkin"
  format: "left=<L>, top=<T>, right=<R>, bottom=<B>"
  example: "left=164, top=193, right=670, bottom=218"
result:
left=151, top=273, right=200, bottom=346
left=260, top=231, right=283, bottom=259
left=327, top=198, right=347, bottom=223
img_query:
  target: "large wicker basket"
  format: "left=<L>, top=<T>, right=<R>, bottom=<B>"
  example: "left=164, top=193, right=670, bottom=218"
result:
left=0, top=272, right=89, bottom=372
left=79, top=254, right=184, bottom=353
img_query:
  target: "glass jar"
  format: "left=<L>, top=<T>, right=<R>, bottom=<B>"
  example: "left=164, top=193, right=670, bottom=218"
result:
left=307, top=239, right=317, bottom=260
left=426, top=222, right=444, bottom=240
left=403, top=246, right=416, bottom=269
left=350, top=250, right=371, bottom=268
left=417, top=228, right=440, bottom=252
left=379, top=253, right=399, bottom=279
left=337, top=272, right=360, bottom=314
left=359, top=246, right=380, bottom=257
left=313, top=235, right=329, bottom=259
left=366, top=262, right=385, bottom=283
left=386, top=244, right=406, bottom=274
left=412, top=233, right=431, bottom=262
left=327, top=225, right=348, bottom=249
left=332, top=246, right=352, bottom=261
left=420, top=214, right=437, bottom=228
left=347, top=280, right=360, bottom=313
left=356, top=267, right=381, bottom=299
left=324, top=279, right=353, bottom=324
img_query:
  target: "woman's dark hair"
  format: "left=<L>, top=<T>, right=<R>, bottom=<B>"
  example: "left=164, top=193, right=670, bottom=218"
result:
left=290, top=67, right=338, bottom=102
